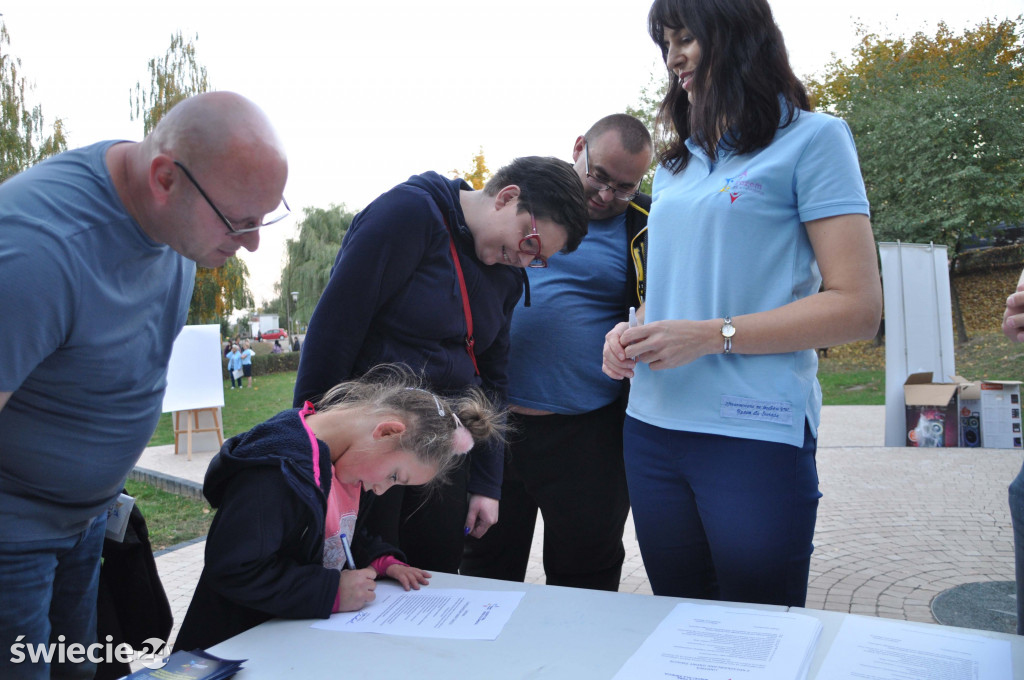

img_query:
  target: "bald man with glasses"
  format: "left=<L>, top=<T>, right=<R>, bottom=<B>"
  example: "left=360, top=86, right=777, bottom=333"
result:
left=462, top=114, right=653, bottom=592
left=0, top=91, right=287, bottom=680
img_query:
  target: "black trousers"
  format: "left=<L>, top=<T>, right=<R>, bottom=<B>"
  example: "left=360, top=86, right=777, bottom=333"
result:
left=461, top=401, right=630, bottom=591
left=362, top=453, right=471, bottom=574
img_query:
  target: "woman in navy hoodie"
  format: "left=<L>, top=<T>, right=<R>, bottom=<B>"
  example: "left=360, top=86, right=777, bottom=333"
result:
left=294, top=157, right=588, bottom=573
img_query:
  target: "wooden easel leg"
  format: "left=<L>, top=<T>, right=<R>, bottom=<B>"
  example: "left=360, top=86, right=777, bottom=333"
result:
left=187, top=409, right=194, bottom=461
left=174, top=411, right=182, bottom=456
left=211, top=408, right=224, bottom=447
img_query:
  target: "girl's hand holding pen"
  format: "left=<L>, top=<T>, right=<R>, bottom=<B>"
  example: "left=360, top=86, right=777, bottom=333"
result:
left=338, top=567, right=378, bottom=611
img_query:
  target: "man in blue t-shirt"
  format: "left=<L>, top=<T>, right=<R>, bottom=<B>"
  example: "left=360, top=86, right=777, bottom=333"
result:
left=462, top=114, right=653, bottom=590
left=0, top=91, right=288, bottom=680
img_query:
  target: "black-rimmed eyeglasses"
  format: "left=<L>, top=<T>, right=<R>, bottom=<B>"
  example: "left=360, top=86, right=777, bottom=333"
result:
left=583, top=143, right=640, bottom=202
left=174, top=160, right=290, bottom=234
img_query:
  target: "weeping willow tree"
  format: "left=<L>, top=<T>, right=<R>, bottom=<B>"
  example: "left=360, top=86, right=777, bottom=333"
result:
left=129, top=30, right=252, bottom=324
left=264, top=204, right=357, bottom=330
left=0, top=18, right=67, bottom=183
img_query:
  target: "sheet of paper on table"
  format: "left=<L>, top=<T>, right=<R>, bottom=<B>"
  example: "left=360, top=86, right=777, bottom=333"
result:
left=816, top=614, right=1012, bottom=680
left=612, top=603, right=822, bottom=680
left=311, top=582, right=525, bottom=640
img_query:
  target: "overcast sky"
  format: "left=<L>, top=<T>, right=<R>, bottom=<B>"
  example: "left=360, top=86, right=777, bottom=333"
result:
left=2, top=0, right=1020, bottom=304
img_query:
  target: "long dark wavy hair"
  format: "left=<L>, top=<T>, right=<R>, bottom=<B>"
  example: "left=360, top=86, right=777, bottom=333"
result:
left=648, top=0, right=810, bottom=171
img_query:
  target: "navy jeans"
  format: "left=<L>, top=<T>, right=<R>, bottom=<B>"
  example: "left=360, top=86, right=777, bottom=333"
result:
left=0, top=513, right=106, bottom=680
left=1009, top=461, right=1024, bottom=634
left=623, top=416, right=820, bottom=607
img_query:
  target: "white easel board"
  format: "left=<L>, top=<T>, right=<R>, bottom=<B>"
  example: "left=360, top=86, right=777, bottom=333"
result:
left=162, top=324, right=225, bottom=455
left=162, top=324, right=225, bottom=412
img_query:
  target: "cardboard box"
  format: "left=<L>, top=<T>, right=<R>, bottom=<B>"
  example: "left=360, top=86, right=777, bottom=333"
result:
left=904, top=373, right=961, bottom=447
left=957, top=380, right=1023, bottom=449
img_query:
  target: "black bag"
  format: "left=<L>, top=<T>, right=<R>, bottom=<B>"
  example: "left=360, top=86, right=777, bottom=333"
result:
left=94, top=501, right=174, bottom=680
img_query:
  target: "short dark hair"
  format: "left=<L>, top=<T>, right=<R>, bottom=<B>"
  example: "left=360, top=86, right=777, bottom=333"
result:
left=484, top=157, right=588, bottom=253
left=648, top=0, right=809, bottom=171
left=585, top=114, right=653, bottom=156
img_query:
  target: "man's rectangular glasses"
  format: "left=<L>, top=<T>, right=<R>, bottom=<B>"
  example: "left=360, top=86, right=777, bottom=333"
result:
left=174, top=160, right=290, bottom=234
left=584, top=143, right=640, bottom=202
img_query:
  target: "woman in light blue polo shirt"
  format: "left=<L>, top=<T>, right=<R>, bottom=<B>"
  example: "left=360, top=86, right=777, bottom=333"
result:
left=603, top=0, right=882, bottom=607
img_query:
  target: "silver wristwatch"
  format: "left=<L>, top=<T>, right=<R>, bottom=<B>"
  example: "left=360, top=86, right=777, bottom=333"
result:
left=721, top=316, right=736, bottom=354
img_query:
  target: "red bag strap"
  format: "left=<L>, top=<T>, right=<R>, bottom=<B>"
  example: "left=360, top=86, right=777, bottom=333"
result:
left=444, top=221, right=480, bottom=376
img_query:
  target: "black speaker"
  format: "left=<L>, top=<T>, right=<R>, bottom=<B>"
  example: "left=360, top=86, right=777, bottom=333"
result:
left=961, top=414, right=981, bottom=448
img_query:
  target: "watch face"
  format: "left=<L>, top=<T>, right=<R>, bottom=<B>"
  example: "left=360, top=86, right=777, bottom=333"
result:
left=722, top=322, right=736, bottom=338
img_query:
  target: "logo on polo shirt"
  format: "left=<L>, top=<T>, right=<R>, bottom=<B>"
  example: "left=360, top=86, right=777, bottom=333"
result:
left=719, top=170, right=764, bottom=204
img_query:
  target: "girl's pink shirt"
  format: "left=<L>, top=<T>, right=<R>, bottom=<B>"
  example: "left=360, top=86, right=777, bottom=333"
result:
left=298, top=402, right=408, bottom=612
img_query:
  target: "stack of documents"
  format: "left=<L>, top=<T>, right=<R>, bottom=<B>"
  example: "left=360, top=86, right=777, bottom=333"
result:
left=612, top=603, right=822, bottom=680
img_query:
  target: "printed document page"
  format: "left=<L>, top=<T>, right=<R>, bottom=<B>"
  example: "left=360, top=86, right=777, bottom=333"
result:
left=613, top=603, right=822, bottom=680
left=816, top=615, right=1012, bottom=679
left=311, top=583, right=525, bottom=640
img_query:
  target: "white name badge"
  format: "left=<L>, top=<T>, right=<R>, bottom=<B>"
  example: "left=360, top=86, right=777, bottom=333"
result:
left=105, top=492, right=135, bottom=542
left=721, top=395, right=793, bottom=426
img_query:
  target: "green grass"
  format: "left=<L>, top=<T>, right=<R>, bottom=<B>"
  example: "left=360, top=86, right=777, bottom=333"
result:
left=149, top=371, right=299, bottom=446
left=817, top=331, right=1024, bottom=406
left=124, top=479, right=214, bottom=551
left=819, top=369, right=885, bottom=405
left=141, top=371, right=297, bottom=549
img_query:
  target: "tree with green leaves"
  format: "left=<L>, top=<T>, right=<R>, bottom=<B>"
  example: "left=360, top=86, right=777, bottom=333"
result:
left=264, top=204, right=358, bottom=332
left=0, top=18, right=67, bottom=183
left=130, top=30, right=211, bottom=136
left=625, top=73, right=668, bottom=195
left=130, top=30, right=253, bottom=325
left=808, top=17, right=1024, bottom=342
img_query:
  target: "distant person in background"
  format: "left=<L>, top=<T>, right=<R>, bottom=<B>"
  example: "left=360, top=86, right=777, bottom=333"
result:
left=462, top=114, right=653, bottom=591
left=227, top=344, right=244, bottom=389
left=257, top=329, right=263, bottom=343
left=0, top=91, right=288, bottom=680
left=293, top=157, right=588, bottom=574
left=292, top=335, right=302, bottom=353
left=272, top=339, right=283, bottom=354
left=240, top=339, right=256, bottom=389
left=1001, top=266, right=1024, bottom=634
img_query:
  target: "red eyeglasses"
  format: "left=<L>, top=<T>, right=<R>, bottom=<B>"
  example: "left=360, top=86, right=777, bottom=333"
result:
left=518, top=213, right=547, bottom=269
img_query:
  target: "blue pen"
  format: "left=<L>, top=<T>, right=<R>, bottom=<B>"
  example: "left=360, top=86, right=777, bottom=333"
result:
left=340, top=533, right=356, bottom=570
